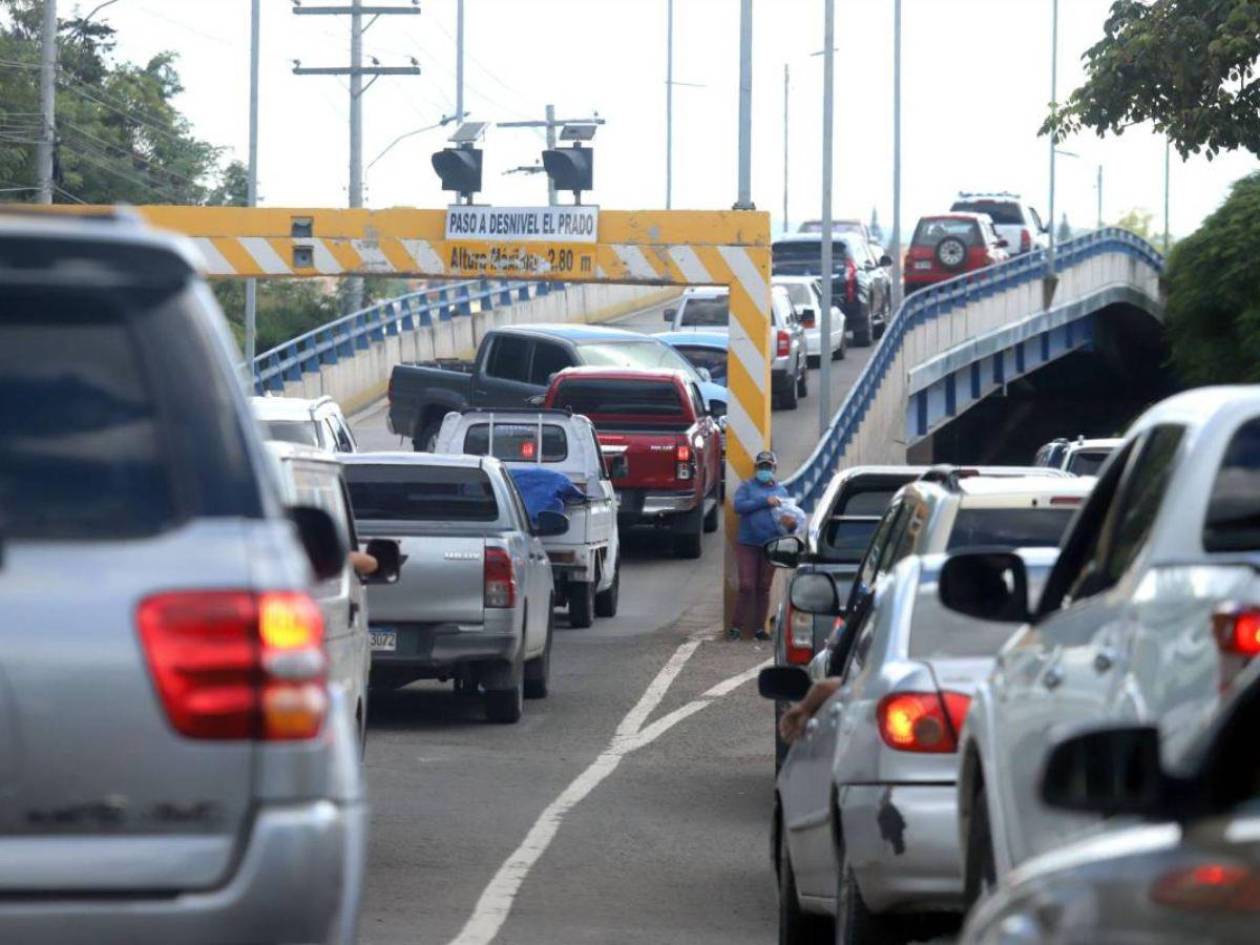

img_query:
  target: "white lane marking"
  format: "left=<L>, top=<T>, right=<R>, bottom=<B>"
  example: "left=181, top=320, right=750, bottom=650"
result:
left=446, top=644, right=767, bottom=945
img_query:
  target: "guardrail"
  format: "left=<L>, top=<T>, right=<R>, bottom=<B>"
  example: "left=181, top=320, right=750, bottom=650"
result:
left=783, top=227, right=1164, bottom=511
left=250, top=277, right=566, bottom=393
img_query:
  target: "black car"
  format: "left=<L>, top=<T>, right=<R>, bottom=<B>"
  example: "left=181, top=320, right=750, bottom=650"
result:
left=771, top=232, right=893, bottom=347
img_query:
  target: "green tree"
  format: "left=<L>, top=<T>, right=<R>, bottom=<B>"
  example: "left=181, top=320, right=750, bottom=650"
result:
left=1043, top=0, right=1260, bottom=159
left=1163, top=171, right=1260, bottom=385
left=1113, top=207, right=1156, bottom=241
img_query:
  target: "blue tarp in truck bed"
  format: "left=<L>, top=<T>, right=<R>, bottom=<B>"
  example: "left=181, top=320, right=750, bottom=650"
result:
left=507, top=466, right=586, bottom=525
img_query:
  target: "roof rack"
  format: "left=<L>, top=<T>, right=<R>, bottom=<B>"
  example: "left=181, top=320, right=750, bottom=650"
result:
left=956, top=191, right=1020, bottom=200
left=918, top=465, right=980, bottom=492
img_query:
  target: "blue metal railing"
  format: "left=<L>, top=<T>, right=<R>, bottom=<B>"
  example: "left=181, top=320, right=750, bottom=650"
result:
left=783, top=228, right=1164, bottom=511
left=249, top=277, right=566, bottom=393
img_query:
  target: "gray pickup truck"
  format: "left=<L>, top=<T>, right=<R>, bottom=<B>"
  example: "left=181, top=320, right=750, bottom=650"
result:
left=387, top=323, right=727, bottom=451
left=341, top=452, right=564, bottom=723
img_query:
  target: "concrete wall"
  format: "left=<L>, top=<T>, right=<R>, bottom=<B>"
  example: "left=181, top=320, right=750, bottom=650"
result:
left=274, top=283, right=680, bottom=415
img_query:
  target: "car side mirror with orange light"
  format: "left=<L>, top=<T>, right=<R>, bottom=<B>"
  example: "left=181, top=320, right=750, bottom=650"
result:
left=361, top=539, right=402, bottom=585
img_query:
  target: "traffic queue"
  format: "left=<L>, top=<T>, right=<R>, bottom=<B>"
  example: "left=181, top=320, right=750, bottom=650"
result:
left=760, top=387, right=1260, bottom=945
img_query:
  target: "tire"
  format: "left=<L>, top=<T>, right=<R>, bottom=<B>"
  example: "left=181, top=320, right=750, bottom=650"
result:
left=524, top=605, right=553, bottom=700
left=778, top=819, right=831, bottom=945
left=674, top=508, right=704, bottom=559
left=412, top=418, right=442, bottom=453
left=834, top=831, right=905, bottom=945
left=796, top=361, right=809, bottom=398
left=807, top=354, right=821, bottom=369
left=595, top=560, right=620, bottom=617
left=780, top=373, right=799, bottom=410
left=851, top=315, right=873, bottom=348
left=963, top=784, right=998, bottom=910
left=703, top=494, right=720, bottom=533
left=935, top=236, right=967, bottom=271
left=484, top=682, right=523, bottom=723
left=568, top=579, right=596, bottom=628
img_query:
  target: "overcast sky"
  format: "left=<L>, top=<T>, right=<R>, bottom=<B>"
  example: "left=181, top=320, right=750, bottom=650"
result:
left=89, top=0, right=1258, bottom=239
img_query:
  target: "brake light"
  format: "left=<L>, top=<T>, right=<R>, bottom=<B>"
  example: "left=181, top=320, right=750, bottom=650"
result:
left=877, top=691, right=970, bottom=753
left=676, top=440, right=695, bottom=480
left=784, top=603, right=814, bottom=665
left=1020, top=228, right=1032, bottom=253
left=1213, top=605, right=1260, bottom=691
left=845, top=259, right=857, bottom=305
left=137, top=590, right=327, bottom=741
left=520, top=439, right=537, bottom=460
left=1151, top=863, right=1260, bottom=912
left=484, top=547, right=516, bottom=608
left=776, top=330, right=791, bottom=357
left=1048, top=496, right=1082, bottom=507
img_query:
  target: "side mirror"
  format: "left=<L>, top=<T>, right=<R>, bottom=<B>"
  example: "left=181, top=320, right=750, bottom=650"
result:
left=697, top=366, right=713, bottom=383
left=758, top=666, right=811, bottom=702
left=879, top=254, right=893, bottom=267
left=938, top=550, right=1031, bottom=623
left=798, top=306, right=816, bottom=323
left=1041, top=725, right=1175, bottom=818
left=361, top=538, right=402, bottom=584
left=534, top=510, right=570, bottom=537
left=708, top=399, right=727, bottom=418
left=290, top=506, right=348, bottom=583
left=764, top=535, right=804, bottom=569
left=663, top=308, right=677, bottom=322
left=790, top=572, right=841, bottom=615
left=996, top=238, right=1010, bottom=249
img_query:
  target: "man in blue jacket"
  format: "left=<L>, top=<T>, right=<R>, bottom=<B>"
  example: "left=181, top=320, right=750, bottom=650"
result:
left=729, top=450, right=790, bottom=641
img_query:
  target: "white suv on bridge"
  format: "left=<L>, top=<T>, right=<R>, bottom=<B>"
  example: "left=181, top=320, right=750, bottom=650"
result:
left=949, top=193, right=1047, bottom=256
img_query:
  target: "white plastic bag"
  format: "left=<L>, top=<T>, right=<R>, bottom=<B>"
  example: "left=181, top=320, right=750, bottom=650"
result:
left=773, top=500, right=807, bottom=535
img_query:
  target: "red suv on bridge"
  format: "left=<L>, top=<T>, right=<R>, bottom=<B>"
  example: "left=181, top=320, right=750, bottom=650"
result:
left=544, top=367, right=723, bottom=559
left=904, top=211, right=1009, bottom=295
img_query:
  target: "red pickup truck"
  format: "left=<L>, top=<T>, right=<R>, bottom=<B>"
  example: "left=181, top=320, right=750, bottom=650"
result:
left=543, top=367, right=723, bottom=558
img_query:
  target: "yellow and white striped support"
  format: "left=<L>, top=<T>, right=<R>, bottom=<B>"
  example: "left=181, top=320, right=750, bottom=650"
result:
left=10, top=203, right=772, bottom=629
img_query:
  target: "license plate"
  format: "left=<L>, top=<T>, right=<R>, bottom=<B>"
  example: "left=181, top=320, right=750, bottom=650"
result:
left=913, top=261, right=932, bottom=270
left=369, top=629, right=397, bottom=652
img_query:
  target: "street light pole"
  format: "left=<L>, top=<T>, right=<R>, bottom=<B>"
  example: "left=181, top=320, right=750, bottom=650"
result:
left=735, top=0, right=753, bottom=209
left=666, top=0, right=673, bottom=209
left=782, top=63, right=789, bottom=232
left=1163, top=138, right=1171, bottom=253
left=1047, top=0, right=1058, bottom=277
left=891, top=0, right=902, bottom=310
left=245, top=0, right=261, bottom=381
left=1096, top=164, right=1103, bottom=230
left=456, top=0, right=464, bottom=123
left=819, top=0, right=834, bottom=437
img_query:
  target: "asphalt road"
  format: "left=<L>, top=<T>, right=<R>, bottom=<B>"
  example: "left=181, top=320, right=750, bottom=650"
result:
left=352, top=299, right=875, bottom=945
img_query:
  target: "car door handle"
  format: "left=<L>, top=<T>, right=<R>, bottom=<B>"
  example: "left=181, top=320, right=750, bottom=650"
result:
left=1043, top=665, right=1064, bottom=690
left=1093, top=649, right=1116, bottom=673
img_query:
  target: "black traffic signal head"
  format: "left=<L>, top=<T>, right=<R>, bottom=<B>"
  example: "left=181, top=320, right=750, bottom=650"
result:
left=432, top=147, right=483, bottom=200
left=542, top=145, right=594, bottom=202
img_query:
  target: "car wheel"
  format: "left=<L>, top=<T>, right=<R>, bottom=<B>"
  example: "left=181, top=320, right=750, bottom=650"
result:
left=964, top=783, right=998, bottom=909
left=703, top=494, right=720, bottom=534
left=484, top=682, right=523, bottom=723
left=779, top=817, right=831, bottom=945
left=851, top=315, right=873, bottom=348
left=834, top=831, right=905, bottom=945
left=674, top=508, right=704, bottom=559
left=595, top=560, right=620, bottom=617
left=523, top=604, right=553, bottom=700
left=568, top=579, right=596, bottom=629
left=780, top=373, right=799, bottom=410
left=796, top=361, right=808, bottom=398
left=413, top=418, right=442, bottom=452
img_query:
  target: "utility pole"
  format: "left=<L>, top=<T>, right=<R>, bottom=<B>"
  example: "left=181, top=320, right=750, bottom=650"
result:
left=819, top=0, right=834, bottom=437
left=734, top=0, right=753, bottom=209
left=891, top=0, right=902, bottom=309
left=293, top=0, right=421, bottom=312
left=498, top=110, right=605, bottom=207
left=36, top=0, right=57, bottom=204
left=245, top=0, right=261, bottom=380
left=666, top=0, right=673, bottom=209
left=782, top=63, right=789, bottom=232
left=1047, top=0, right=1059, bottom=278
left=1096, top=164, right=1103, bottom=230
left=456, top=0, right=464, bottom=123
left=1163, top=138, right=1171, bottom=253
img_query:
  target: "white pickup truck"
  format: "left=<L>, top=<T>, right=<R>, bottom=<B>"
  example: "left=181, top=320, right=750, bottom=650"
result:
left=436, top=408, right=621, bottom=628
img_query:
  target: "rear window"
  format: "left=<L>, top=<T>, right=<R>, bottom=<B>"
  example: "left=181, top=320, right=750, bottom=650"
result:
left=836, top=486, right=902, bottom=516
left=345, top=464, right=499, bottom=522
left=678, top=297, right=730, bottom=327
left=910, top=565, right=1054, bottom=659
left=912, top=219, right=981, bottom=247
left=550, top=378, right=686, bottom=426
left=818, top=517, right=881, bottom=563
left=263, top=419, right=320, bottom=448
left=1066, top=449, right=1112, bottom=477
left=1205, top=417, right=1260, bottom=552
left=950, top=201, right=1025, bottom=226
left=772, top=240, right=850, bottom=267
left=779, top=283, right=814, bottom=308
left=0, top=310, right=175, bottom=539
left=464, top=422, right=568, bottom=463
left=946, top=507, right=1075, bottom=551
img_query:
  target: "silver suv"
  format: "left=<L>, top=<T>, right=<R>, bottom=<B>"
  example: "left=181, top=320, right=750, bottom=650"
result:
left=0, top=213, right=369, bottom=944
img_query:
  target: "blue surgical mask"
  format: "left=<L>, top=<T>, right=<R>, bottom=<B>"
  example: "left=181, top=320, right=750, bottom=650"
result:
left=755, top=468, right=774, bottom=484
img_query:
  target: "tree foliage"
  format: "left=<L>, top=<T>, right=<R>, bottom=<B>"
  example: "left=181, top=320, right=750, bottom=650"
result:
left=1164, top=172, right=1260, bottom=385
left=1113, top=207, right=1156, bottom=241
left=1044, top=0, right=1260, bottom=159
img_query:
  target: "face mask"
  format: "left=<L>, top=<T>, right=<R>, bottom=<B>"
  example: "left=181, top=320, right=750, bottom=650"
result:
left=755, top=468, right=774, bottom=484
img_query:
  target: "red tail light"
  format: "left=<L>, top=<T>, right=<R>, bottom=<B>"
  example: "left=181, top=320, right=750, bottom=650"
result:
left=1020, top=228, right=1032, bottom=253
left=1212, top=605, right=1260, bottom=691
left=877, top=691, right=970, bottom=753
left=784, top=603, right=814, bottom=665
left=675, top=440, right=695, bottom=480
left=520, top=439, right=537, bottom=460
left=845, top=259, right=857, bottom=305
left=137, top=590, right=327, bottom=741
left=484, top=547, right=516, bottom=608
left=1151, top=864, right=1260, bottom=912
left=776, top=330, right=791, bottom=357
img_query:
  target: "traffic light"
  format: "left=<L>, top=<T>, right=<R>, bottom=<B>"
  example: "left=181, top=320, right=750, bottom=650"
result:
left=541, top=145, right=594, bottom=203
left=431, top=147, right=483, bottom=202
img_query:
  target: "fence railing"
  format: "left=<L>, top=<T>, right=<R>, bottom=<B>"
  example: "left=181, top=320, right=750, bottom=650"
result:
left=783, top=227, right=1164, bottom=512
left=249, top=277, right=566, bottom=393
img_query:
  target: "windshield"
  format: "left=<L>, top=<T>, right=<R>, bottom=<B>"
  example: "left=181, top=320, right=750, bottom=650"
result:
left=677, top=297, right=730, bottom=328
left=674, top=345, right=728, bottom=383
left=578, top=339, right=699, bottom=380
left=262, top=419, right=321, bottom=448
left=1066, top=449, right=1112, bottom=476
left=946, top=507, right=1076, bottom=551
